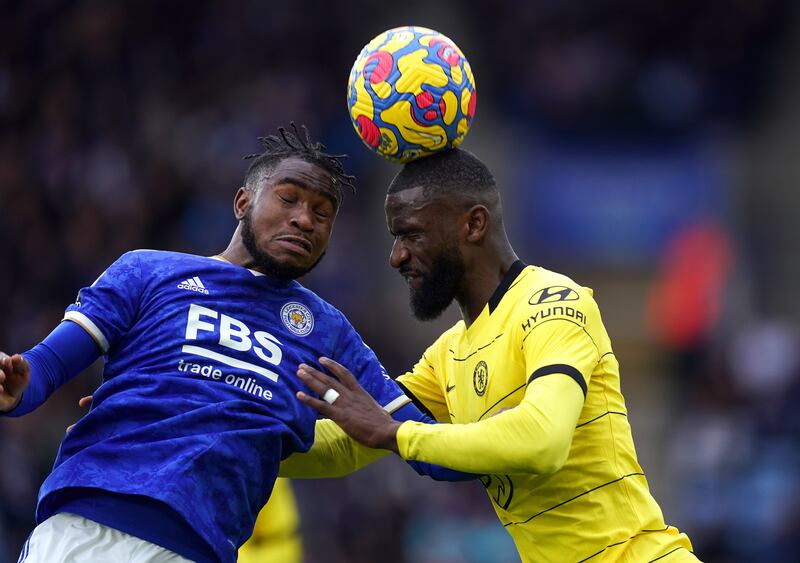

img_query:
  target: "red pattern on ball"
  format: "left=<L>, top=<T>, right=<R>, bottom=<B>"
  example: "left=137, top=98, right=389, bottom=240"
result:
left=364, top=51, right=393, bottom=84
left=415, top=91, right=434, bottom=109
left=356, top=115, right=381, bottom=147
left=467, top=90, right=477, bottom=119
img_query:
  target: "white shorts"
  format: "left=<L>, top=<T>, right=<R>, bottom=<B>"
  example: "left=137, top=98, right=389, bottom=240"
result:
left=19, top=512, right=194, bottom=563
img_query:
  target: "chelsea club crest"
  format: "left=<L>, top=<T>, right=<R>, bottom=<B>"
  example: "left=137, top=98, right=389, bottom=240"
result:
left=281, top=302, right=314, bottom=337
left=473, top=360, right=488, bottom=396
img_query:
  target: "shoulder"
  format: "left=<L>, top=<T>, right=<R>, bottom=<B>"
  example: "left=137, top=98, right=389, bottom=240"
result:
left=510, top=265, right=604, bottom=334
left=280, top=283, right=354, bottom=344
left=513, top=265, right=597, bottom=308
left=114, top=249, right=200, bottom=268
left=289, top=283, right=346, bottom=321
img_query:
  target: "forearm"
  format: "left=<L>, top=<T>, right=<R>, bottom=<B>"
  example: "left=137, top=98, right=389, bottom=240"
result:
left=391, top=402, right=476, bottom=481
left=279, top=418, right=389, bottom=478
left=397, top=375, right=585, bottom=475
left=279, top=404, right=477, bottom=482
left=5, top=321, right=100, bottom=417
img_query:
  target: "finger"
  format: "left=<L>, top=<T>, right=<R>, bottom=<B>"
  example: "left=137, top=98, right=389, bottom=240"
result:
left=296, top=390, right=334, bottom=417
left=318, top=357, right=359, bottom=389
left=78, top=396, right=93, bottom=409
left=11, top=354, right=28, bottom=375
left=66, top=423, right=76, bottom=433
left=297, top=364, right=342, bottom=394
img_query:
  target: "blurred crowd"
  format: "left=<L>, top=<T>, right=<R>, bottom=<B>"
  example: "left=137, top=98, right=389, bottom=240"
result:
left=1, top=1, right=798, bottom=561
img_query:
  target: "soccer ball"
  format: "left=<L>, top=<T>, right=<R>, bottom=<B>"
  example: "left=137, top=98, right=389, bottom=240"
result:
left=347, top=26, right=477, bottom=163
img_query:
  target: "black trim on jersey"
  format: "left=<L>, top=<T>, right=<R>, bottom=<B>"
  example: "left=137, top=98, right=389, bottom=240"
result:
left=487, top=260, right=526, bottom=314
left=576, top=411, right=627, bottom=428
left=527, top=364, right=588, bottom=397
left=478, top=383, right=526, bottom=421
left=576, top=526, right=672, bottom=562
left=520, top=317, right=601, bottom=357
left=396, top=381, right=436, bottom=421
left=650, top=546, right=692, bottom=562
left=504, top=472, right=645, bottom=527
left=449, top=333, right=503, bottom=362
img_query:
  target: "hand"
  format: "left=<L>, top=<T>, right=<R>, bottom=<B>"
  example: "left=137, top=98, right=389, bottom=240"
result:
left=66, top=395, right=93, bottom=433
left=296, top=357, right=401, bottom=452
left=0, top=352, right=30, bottom=412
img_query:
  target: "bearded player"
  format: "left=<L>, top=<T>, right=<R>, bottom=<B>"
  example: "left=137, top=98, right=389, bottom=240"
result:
left=290, top=149, right=701, bottom=562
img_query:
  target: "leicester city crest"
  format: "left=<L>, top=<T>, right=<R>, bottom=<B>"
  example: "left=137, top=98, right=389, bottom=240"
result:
left=281, top=302, right=314, bottom=337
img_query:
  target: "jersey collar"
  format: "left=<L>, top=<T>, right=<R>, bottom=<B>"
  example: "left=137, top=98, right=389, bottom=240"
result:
left=487, top=260, right=527, bottom=314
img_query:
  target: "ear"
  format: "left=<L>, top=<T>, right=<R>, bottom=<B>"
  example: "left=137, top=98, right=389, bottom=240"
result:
left=464, top=205, right=490, bottom=243
left=233, top=187, right=253, bottom=221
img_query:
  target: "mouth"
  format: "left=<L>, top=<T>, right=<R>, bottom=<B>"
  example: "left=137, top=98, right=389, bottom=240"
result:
left=275, top=235, right=313, bottom=256
left=400, top=269, right=423, bottom=289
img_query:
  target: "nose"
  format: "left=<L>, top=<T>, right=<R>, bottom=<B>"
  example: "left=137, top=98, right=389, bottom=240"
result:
left=290, top=205, right=314, bottom=232
left=389, top=239, right=409, bottom=269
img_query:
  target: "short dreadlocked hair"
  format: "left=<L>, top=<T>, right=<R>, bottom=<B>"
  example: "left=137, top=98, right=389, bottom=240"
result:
left=243, top=123, right=356, bottom=208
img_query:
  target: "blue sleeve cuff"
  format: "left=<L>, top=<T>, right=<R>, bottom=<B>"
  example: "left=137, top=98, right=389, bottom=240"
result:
left=5, top=321, right=100, bottom=417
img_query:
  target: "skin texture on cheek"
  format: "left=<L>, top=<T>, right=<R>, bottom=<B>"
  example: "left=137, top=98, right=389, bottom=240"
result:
left=241, top=181, right=334, bottom=280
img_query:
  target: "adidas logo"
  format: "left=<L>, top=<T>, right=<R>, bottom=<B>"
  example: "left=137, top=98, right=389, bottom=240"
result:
left=177, top=276, right=210, bottom=295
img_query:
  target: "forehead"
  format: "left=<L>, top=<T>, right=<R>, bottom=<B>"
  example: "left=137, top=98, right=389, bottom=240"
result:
left=264, top=157, right=336, bottom=199
left=385, top=186, right=448, bottom=224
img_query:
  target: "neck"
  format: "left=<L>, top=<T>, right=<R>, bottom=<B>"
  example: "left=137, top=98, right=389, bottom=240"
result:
left=457, top=245, right=519, bottom=327
left=219, top=226, right=257, bottom=270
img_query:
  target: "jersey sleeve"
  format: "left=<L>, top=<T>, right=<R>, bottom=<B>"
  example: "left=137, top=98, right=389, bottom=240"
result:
left=395, top=337, right=450, bottom=423
left=62, top=251, right=144, bottom=354
left=330, top=318, right=409, bottom=413
left=396, top=373, right=585, bottom=474
left=278, top=418, right=390, bottom=478
left=519, top=285, right=605, bottom=396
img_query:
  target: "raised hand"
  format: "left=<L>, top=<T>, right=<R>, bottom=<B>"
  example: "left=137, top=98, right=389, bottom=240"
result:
left=296, top=357, right=401, bottom=452
left=0, top=352, right=30, bottom=412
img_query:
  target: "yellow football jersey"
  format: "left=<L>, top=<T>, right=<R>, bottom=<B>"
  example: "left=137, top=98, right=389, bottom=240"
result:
left=397, top=262, right=697, bottom=562
left=238, top=478, right=302, bottom=563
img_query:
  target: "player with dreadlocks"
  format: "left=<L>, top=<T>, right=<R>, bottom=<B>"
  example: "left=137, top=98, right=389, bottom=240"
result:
left=1, top=124, right=471, bottom=563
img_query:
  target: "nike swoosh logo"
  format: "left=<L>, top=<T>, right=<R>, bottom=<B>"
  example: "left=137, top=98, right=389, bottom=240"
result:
left=446, top=383, right=456, bottom=392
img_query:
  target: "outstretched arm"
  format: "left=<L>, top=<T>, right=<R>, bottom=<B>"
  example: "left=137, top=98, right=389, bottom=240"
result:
left=279, top=400, right=476, bottom=481
left=1, top=321, right=100, bottom=416
left=297, top=357, right=585, bottom=475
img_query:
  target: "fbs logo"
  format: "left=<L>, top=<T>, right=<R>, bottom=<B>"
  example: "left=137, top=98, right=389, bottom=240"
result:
left=529, top=286, right=579, bottom=305
left=473, top=361, right=488, bottom=397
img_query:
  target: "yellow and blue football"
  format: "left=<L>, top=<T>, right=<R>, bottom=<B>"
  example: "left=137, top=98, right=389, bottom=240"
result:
left=347, top=26, right=477, bottom=163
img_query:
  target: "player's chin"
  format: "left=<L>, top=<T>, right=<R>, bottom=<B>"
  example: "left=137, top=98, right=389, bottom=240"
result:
left=279, top=250, right=325, bottom=273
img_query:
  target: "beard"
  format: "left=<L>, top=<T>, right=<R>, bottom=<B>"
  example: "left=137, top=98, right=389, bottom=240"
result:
left=408, top=246, right=466, bottom=321
left=241, top=210, right=324, bottom=281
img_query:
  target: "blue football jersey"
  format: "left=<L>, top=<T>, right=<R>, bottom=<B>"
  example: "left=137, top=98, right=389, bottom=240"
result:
left=36, top=250, right=407, bottom=562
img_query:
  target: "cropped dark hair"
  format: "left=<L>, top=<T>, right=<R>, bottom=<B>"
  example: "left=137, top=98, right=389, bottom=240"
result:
left=243, top=123, right=355, bottom=207
left=388, top=148, right=496, bottom=199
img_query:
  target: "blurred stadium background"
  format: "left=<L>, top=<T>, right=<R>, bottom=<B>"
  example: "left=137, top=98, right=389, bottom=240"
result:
left=2, top=1, right=799, bottom=561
